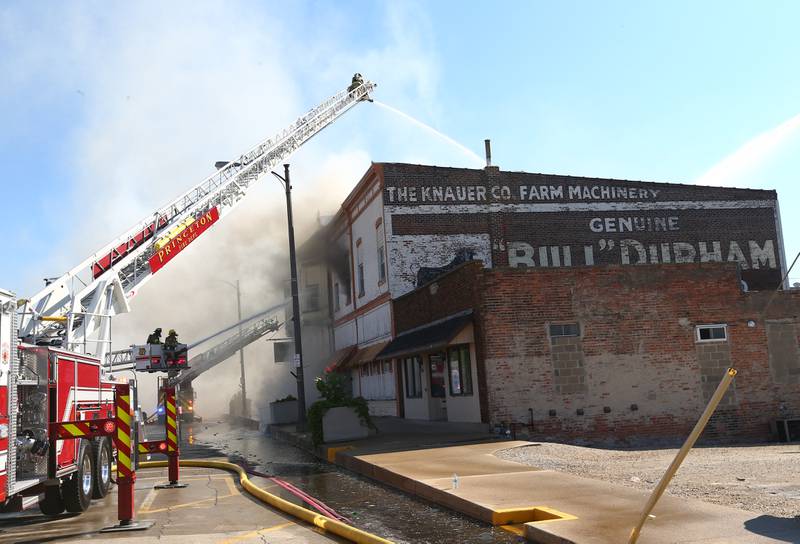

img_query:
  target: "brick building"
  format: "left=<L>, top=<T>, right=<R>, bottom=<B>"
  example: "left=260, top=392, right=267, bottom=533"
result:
left=293, top=161, right=794, bottom=441
left=387, top=261, right=800, bottom=443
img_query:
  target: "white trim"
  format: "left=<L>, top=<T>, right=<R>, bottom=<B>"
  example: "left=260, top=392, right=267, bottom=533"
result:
left=695, top=324, right=728, bottom=343
left=385, top=200, right=776, bottom=215
left=774, top=199, right=789, bottom=289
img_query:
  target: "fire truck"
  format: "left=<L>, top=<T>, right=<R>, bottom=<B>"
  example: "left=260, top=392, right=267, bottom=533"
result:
left=0, top=75, right=375, bottom=517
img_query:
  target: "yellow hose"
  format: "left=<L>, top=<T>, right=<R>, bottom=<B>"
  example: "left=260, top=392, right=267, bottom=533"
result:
left=139, top=459, right=393, bottom=544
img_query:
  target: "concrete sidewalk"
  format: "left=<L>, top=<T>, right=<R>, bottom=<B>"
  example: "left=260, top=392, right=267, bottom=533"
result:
left=330, top=440, right=800, bottom=543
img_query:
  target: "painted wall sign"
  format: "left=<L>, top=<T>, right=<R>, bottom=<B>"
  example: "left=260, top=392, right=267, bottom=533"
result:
left=148, top=207, right=220, bottom=274
left=379, top=164, right=784, bottom=293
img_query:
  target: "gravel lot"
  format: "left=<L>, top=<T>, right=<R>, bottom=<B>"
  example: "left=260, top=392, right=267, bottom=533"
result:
left=495, top=442, right=800, bottom=517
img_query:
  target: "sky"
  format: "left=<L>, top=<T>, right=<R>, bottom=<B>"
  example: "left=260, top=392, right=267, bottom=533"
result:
left=2, top=1, right=799, bottom=412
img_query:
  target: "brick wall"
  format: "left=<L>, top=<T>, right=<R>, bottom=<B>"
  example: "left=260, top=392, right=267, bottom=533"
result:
left=473, top=262, right=800, bottom=445
left=392, top=261, right=484, bottom=334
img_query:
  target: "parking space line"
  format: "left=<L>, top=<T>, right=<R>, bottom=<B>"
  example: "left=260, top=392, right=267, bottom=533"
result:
left=139, top=490, right=238, bottom=514
left=139, top=487, right=159, bottom=512
left=219, top=522, right=296, bottom=544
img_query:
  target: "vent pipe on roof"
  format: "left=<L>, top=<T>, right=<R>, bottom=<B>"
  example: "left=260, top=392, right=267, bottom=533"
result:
left=484, top=139, right=492, bottom=167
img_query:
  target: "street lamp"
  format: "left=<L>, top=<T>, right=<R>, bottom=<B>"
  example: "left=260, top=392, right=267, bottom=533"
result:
left=271, top=164, right=306, bottom=430
left=218, top=278, right=248, bottom=418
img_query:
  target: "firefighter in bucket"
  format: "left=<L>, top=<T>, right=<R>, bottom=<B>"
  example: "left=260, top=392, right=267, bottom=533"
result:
left=163, top=329, right=188, bottom=369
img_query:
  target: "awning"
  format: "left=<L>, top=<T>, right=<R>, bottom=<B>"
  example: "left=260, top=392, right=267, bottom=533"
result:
left=377, top=313, right=472, bottom=360
left=342, top=340, right=390, bottom=370
left=325, top=346, right=357, bottom=372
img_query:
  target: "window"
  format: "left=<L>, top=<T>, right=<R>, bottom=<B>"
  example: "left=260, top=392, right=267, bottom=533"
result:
left=376, top=222, right=386, bottom=284
left=358, top=359, right=396, bottom=400
left=356, top=242, right=365, bottom=298
left=404, top=356, right=423, bottom=398
left=334, top=281, right=341, bottom=311
left=549, top=323, right=580, bottom=338
left=303, top=284, right=319, bottom=313
left=447, top=345, right=473, bottom=396
left=696, top=324, right=727, bottom=342
left=358, top=264, right=365, bottom=297
left=341, top=249, right=352, bottom=306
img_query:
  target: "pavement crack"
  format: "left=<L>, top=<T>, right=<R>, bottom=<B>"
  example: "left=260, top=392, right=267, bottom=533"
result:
left=205, top=473, right=219, bottom=505
left=158, top=505, right=173, bottom=539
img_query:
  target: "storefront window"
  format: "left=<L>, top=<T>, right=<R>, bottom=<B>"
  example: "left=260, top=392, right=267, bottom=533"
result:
left=404, top=356, right=423, bottom=398
left=447, top=345, right=473, bottom=396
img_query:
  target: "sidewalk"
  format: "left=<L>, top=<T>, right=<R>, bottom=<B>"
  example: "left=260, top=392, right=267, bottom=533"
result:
left=271, top=419, right=800, bottom=543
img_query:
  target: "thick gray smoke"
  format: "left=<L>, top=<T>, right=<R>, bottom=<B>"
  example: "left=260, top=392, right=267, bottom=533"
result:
left=1, top=2, right=449, bottom=418
left=112, top=153, right=369, bottom=418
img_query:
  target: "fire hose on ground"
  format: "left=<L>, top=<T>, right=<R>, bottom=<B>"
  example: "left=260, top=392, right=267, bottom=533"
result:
left=138, top=459, right=392, bottom=544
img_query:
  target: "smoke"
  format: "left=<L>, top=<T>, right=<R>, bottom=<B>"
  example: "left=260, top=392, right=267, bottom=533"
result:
left=0, top=2, right=440, bottom=417
left=695, top=112, right=800, bottom=187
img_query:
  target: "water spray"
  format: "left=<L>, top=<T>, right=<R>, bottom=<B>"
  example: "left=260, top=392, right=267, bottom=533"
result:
left=373, top=100, right=484, bottom=166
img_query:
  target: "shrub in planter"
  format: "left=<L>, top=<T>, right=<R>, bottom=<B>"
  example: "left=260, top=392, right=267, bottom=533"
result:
left=308, top=372, right=374, bottom=445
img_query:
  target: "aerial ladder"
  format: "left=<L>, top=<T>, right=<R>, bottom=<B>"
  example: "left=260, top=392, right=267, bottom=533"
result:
left=167, top=314, right=283, bottom=422
left=107, top=306, right=285, bottom=421
left=17, top=74, right=376, bottom=363
left=3, top=74, right=375, bottom=524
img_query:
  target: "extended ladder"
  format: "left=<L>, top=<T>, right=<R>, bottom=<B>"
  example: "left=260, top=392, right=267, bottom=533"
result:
left=18, top=76, right=375, bottom=359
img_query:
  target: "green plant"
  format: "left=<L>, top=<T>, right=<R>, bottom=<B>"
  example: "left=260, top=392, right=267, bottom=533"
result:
left=307, top=372, right=374, bottom=445
left=273, top=394, right=297, bottom=403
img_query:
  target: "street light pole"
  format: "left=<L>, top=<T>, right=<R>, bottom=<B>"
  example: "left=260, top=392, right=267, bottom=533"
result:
left=272, top=164, right=306, bottom=430
left=236, top=279, right=247, bottom=418
left=217, top=278, right=249, bottom=418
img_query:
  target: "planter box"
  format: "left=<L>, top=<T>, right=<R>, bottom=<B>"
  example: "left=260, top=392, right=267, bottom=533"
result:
left=322, top=406, right=369, bottom=443
left=269, top=400, right=298, bottom=425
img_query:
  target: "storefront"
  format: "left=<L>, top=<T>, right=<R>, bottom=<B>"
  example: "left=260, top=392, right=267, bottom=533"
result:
left=379, top=313, right=482, bottom=423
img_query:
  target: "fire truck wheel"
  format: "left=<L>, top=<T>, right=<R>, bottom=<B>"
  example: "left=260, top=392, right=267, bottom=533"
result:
left=63, top=439, right=94, bottom=513
left=91, top=438, right=112, bottom=498
left=38, top=485, right=65, bottom=515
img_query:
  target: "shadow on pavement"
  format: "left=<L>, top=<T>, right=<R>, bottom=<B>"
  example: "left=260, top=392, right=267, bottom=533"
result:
left=744, top=514, right=800, bottom=542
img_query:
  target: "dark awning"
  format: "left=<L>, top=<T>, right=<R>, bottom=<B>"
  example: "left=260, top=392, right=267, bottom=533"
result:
left=326, top=346, right=357, bottom=372
left=377, top=313, right=472, bottom=360
left=342, top=341, right=390, bottom=370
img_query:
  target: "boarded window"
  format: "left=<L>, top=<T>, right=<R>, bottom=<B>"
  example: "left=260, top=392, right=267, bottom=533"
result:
left=766, top=321, right=800, bottom=383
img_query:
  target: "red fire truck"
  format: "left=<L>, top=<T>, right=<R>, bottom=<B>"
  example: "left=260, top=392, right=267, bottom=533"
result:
left=0, top=75, right=375, bottom=518
left=1, top=288, right=125, bottom=513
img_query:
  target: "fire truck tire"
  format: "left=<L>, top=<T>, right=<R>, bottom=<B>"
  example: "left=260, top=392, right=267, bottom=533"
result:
left=38, top=486, right=65, bottom=515
left=63, top=439, right=94, bottom=513
left=91, top=437, right=112, bottom=498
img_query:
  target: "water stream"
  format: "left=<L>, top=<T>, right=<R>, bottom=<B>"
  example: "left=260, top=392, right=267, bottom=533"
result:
left=373, top=100, right=485, bottom=167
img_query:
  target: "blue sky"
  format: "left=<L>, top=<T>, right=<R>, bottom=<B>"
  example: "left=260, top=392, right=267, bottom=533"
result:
left=2, top=1, right=799, bottom=295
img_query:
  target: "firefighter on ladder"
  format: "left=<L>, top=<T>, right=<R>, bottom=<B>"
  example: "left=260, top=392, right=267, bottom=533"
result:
left=164, top=329, right=179, bottom=350
left=146, top=327, right=162, bottom=344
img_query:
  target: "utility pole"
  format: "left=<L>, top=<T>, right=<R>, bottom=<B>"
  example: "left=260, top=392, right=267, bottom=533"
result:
left=236, top=279, right=247, bottom=418
left=272, top=164, right=306, bottom=430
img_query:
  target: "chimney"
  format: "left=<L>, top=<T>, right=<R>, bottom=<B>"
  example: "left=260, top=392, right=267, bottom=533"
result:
left=484, top=139, right=499, bottom=175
